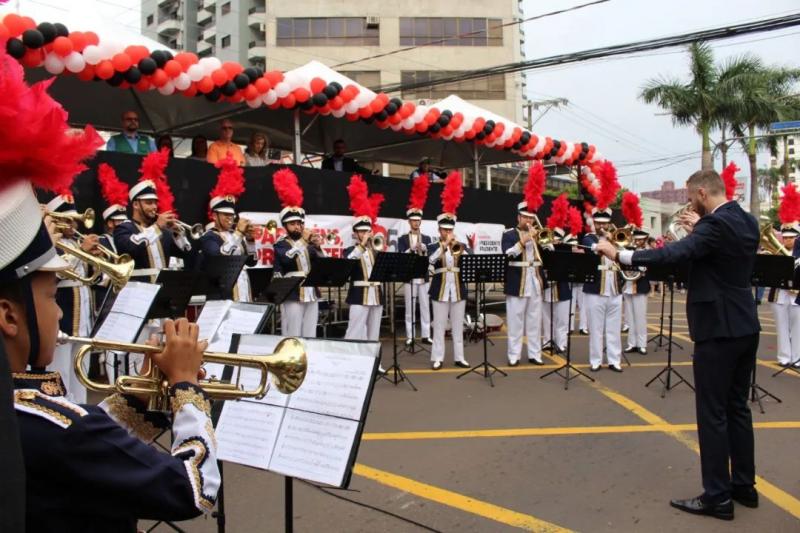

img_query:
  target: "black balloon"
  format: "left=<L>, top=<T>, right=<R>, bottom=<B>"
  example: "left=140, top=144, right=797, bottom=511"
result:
left=243, top=67, right=259, bottom=82
left=429, top=123, right=441, bottom=133
left=53, top=23, right=69, bottom=38
left=206, top=88, right=221, bottom=101
left=311, top=93, right=328, bottom=107
left=483, top=123, right=493, bottom=134
left=376, top=110, right=388, bottom=121
left=150, top=50, right=167, bottom=68
left=22, top=29, right=44, bottom=49
left=579, top=152, right=587, bottom=160
left=162, top=51, right=174, bottom=61
left=106, top=72, right=124, bottom=86
left=6, top=39, right=25, bottom=59
left=550, top=147, right=559, bottom=157
left=553, top=140, right=561, bottom=148
left=330, top=81, right=343, bottom=92
left=322, top=85, right=337, bottom=98
left=123, top=67, right=142, bottom=84
left=384, top=103, right=397, bottom=116
left=581, top=142, right=589, bottom=151
left=221, top=81, right=237, bottom=96
left=37, top=23, right=57, bottom=44
left=513, top=141, right=522, bottom=150
left=441, top=109, right=453, bottom=118
left=362, top=116, right=375, bottom=124
left=437, top=115, right=450, bottom=126
left=138, top=57, right=157, bottom=75
left=521, top=132, right=531, bottom=143
left=233, top=73, right=250, bottom=89
left=389, top=97, right=402, bottom=108
left=476, top=131, right=486, bottom=140
left=299, top=100, right=314, bottom=110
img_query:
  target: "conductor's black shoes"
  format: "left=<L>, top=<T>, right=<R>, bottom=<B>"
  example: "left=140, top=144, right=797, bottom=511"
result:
left=731, top=486, right=759, bottom=508
left=669, top=496, right=734, bottom=521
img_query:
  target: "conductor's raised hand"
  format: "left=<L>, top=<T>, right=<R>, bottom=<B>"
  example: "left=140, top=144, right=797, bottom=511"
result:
left=150, top=318, right=207, bottom=386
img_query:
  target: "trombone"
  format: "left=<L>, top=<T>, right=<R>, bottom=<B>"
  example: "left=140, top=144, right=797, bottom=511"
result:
left=46, top=207, right=95, bottom=229
left=60, top=332, right=307, bottom=412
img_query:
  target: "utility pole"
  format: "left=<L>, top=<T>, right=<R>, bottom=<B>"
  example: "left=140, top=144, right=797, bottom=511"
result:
left=525, top=98, right=569, bottom=129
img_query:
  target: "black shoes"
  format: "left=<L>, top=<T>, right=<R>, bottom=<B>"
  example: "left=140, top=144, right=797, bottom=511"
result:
left=508, top=360, right=519, bottom=367
left=528, top=358, right=544, bottom=366
left=454, top=361, right=470, bottom=368
left=669, top=496, right=734, bottom=521
left=731, top=486, right=759, bottom=508
left=608, top=364, right=623, bottom=373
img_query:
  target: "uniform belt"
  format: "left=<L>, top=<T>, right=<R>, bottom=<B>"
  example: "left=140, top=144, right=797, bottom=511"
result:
left=57, top=280, right=83, bottom=288
left=433, top=267, right=460, bottom=274
left=132, top=268, right=160, bottom=277
left=597, top=265, right=617, bottom=271
left=283, top=271, right=307, bottom=278
left=354, top=281, right=380, bottom=287
left=509, top=261, right=541, bottom=267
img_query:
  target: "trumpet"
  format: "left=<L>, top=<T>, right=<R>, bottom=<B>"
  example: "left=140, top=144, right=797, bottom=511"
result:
left=55, top=240, right=134, bottom=290
left=370, top=233, right=385, bottom=252
left=60, top=332, right=307, bottom=412
left=46, top=207, right=95, bottom=229
left=409, top=234, right=427, bottom=255
left=56, top=228, right=131, bottom=265
left=172, top=220, right=205, bottom=240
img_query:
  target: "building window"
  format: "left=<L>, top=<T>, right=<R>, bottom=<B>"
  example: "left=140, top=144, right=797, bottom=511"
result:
left=221, top=35, right=231, bottom=48
left=146, top=14, right=154, bottom=26
left=401, top=71, right=506, bottom=100
left=221, top=2, right=231, bottom=15
left=789, top=138, right=795, bottom=146
left=340, top=70, right=380, bottom=89
left=276, top=17, right=379, bottom=46
left=399, top=18, right=502, bottom=46
left=790, top=147, right=796, bottom=156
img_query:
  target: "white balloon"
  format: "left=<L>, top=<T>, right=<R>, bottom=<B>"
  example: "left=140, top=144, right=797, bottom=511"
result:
left=283, top=71, right=301, bottom=88
left=344, top=101, right=358, bottom=114
left=82, top=45, right=103, bottom=65
left=246, top=98, right=261, bottom=109
left=355, top=92, right=372, bottom=108
left=187, top=64, right=205, bottom=82
left=412, top=107, right=426, bottom=122
left=158, top=81, right=175, bottom=95
left=262, top=90, right=277, bottom=105
left=44, top=53, right=65, bottom=75
left=402, top=118, right=414, bottom=129
left=274, top=82, right=290, bottom=98
left=199, top=57, right=221, bottom=76
left=174, top=73, right=191, bottom=90
left=64, top=51, right=86, bottom=73
left=331, top=107, right=346, bottom=118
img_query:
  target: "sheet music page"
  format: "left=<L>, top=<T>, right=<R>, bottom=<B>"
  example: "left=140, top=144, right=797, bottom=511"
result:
left=109, top=282, right=161, bottom=318
left=95, top=312, right=142, bottom=343
left=216, top=401, right=285, bottom=470
left=268, top=410, right=359, bottom=487
left=207, top=306, right=266, bottom=353
left=195, top=300, right=232, bottom=342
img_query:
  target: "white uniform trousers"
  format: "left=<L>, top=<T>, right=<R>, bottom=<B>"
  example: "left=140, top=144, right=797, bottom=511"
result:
left=623, top=293, right=648, bottom=349
left=346, top=304, right=383, bottom=341
left=542, top=300, right=570, bottom=352
left=575, top=284, right=588, bottom=330
left=771, top=302, right=800, bottom=365
left=431, top=300, right=466, bottom=363
left=506, top=295, right=542, bottom=363
left=281, top=301, right=319, bottom=337
left=403, top=282, right=431, bottom=339
left=585, top=293, right=622, bottom=367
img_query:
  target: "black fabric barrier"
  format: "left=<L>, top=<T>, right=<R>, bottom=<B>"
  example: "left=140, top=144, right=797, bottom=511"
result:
left=50, top=152, right=623, bottom=232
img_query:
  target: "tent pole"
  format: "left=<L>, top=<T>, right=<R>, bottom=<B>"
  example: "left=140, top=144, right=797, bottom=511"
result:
left=473, top=142, right=480, bottom=189
left=293, top=109, right=301, bottom=164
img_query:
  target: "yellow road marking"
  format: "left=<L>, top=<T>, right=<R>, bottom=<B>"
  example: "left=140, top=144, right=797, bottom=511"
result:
left=400, top=361, right=693, bottom=375
left=353, top=464, right=571, bottom=532
left=595, top=384, right=800, bottom=520
left=362, top=421, right=800, bottom=441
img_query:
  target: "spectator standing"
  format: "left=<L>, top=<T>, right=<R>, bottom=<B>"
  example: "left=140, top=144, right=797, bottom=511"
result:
left=244, top=132, right=275, bottom=167
left=207, top=120, right=245, bottom=166
left=190, top=135, right=208, bottom=160
left=106, top=111, right=156, bottom=154
left=157, top=135, right=174, bottom=158
left=321, top=139, right=379, bottom=175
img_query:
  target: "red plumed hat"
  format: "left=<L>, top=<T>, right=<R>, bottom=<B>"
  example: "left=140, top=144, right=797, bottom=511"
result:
left=546, top=193, right=570, bottom=229
left=779, top=183, right=800, bottom=225
left=595, top=161, right=620, bottom=211
left=406, top=175, right=430, bottom=219
left=438, top=171, right=463, bottom=228
left=98, top=163, right=129, bottom=221
left=621, top=191, right=643, bottom=228
left=720, top=162, right=739, bottom=201
left=209, top=154, right=245, bottom=215
left=567, top=206, right=584, bottom=236
left=520, top=162, right=545, bottom=216
left=348, top=174, right=384, bottom=230
left=272, top=167, right=305, bottom=224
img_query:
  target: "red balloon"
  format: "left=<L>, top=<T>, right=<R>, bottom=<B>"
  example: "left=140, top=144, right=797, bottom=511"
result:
left=376, top=92, right=389, bottom=104
left=95, top=60, right=115, bottom=80
left=465, top=130, right=476, bottom=140
left=441, top=125, right=453, bottom=136
left=183, top=85, right=198, bottom=97
left=174, top=52, right=198, bottom=69
left=77, top=64, right=95, bottom=81
left=0, top=23, right=8, bottom=41
left=293, top=87, right=310, bottom=103
left=345, top=113, right=359, bottom=122
left=211, top=68, right=229, bottom=86
left=329, top=95, right=343, bottom=110
left=310, top=77, right=326, bottom=94
left=400, top=102, right=414, bottom=118
left=21, top=48, right=44, bottom=67
left=197, top=76, right=214, bottom=93
left=150, top=68, right=169, bottom=87
left=243, top=85, right=259, bottom=100
left=229, top=94, right=244, bottom=103
left=415, top=123, right=428, bottom=133
left=84, top=32, right=100, bottom=46
left=20, top=16, right=36, bottom=31
left=111, top=53, right=132, bottom=72
left=358, top=107, right=373, bottom=119
left=318, top=104, right=331, bottom=114
left=369, top=99, right=384, bottom=113
left=2, top=14, right=26, bottom=37
left=388, top=113, right=402, bottom=125
left=255, top=77, right=271, bottom=93
left=268, top=101, right=281, bottom=110
left=281, top=94, right=297, bottom=109
left=52, top=36, right=73, bottom=57
left=67, top=32, right=87, bottom=52
left=429, top=108, right=440, bottom=120
left=221, top=61, right=241, bottom=78
left=163, top=59, right=182, bottom=78
left=265, top=70, right=283, bottom=85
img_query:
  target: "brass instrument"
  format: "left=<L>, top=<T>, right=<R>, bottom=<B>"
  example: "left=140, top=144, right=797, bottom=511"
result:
left=55, top=241, right=134, bottom=290
left=602, top=224, right=642, bottom=281
left=46, top=207, right=95, bottom=229
left=449, top=240, right=464, bottom=256
left=324, top=230, right=338, bottom=244
left=759, top=224, right=792, bottom=256
left=410, top=233, right=427, bottom=255
left=172, top=220, right=205, bottom=240
left=370, top=233, right=385, bottom=252
left=56, top=228, right=131, bottom=265
left=60, top=332, right=307, bottom=412
left=666, top=202, right=694, bottom=241
left=265, top=219, right=278, bottom=236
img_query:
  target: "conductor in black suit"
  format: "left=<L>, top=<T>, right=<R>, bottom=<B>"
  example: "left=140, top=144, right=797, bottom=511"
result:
left=596, top=169, right=760, bottom=521
left=321, top=139, right=379, bottom=175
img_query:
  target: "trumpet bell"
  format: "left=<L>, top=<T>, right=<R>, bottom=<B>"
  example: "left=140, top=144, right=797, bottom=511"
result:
left=47, top=207, right=95, bottom=229
left=759, top=224, right=792, bottom=256
left=55, top=241, right=134, bottom=290
left=371, top=234, right=385, bottom=251
left=450, top=241, right=464, bottom=255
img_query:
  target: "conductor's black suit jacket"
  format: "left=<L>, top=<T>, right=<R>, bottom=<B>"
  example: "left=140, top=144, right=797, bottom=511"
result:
left=630, top=201, right=760, bottom=343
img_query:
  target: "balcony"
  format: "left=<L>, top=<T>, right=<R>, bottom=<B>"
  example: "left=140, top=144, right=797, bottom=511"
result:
left=158, top=0, right=177, bottom=7
left=248, top=6, right=266, bottom=29
left=197, top=40, right=212, bottom=57
left=157, top=16, right=181, bottom=35
left=248, top=40, right=267, bottom=61
left=203, top=0, right=216, bottom=10
left=197, top=8, right=213, bottom=26
left=202, top=26, right=217, bottom=43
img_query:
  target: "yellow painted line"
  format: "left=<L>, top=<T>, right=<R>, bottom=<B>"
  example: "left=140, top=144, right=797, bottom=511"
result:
left=362, top=421, right=800, bottom=441
left=353, top=463, right=571, bottom=533
left=595, top=384, right=800, bottom=520
left=400, top=360, right=694, bottom=375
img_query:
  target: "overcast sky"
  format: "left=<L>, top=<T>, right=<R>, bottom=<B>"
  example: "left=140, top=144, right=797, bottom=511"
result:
left=6, top=0, right=800, bottom=193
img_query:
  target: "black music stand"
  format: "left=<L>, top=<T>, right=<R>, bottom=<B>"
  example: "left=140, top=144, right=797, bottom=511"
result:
left=247, top=267, right=273, bottom=302
left=644, top=262, right=694, bottom=398
left=147, top=270, right=201, bottom=319
left=540, top=249, right=563, bottom=356
left=647, top=262, right=687, bottom=352
left=401, top=254, right=432, bottom=355
left=305, top=257, right=358, bottom=337
left=369, top=252, right=419, bottom=390
left=199, top=255, right=248, bottom=300
left=541, top=252, right=598, bottom=389
left=457, top=254, right=507, bottom=386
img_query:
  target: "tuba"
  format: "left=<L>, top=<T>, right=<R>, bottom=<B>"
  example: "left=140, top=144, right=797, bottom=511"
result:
left=759, top=224, right=792, bottom=256
left=60, top=333, right=307, bottom=412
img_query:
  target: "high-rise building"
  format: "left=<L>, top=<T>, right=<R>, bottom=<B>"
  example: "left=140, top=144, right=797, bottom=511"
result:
left=769, top=134, right=798, bottom=183
left=141, top=0, right=527, bottom=123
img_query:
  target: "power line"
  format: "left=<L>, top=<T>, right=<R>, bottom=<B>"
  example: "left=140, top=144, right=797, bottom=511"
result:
left=375, top=13, right=800, bottom=94
left=618, top=155, right=700, bottom=177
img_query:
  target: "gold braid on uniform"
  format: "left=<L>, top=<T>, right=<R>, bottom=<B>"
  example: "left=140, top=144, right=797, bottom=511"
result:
left=103, top=394, right=164, bottom=443
left=170, top=384, right=212, bottom=417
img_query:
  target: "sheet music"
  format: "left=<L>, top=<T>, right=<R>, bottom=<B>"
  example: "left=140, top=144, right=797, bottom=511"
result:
left=268, top=410, right=359, bottom=487
left=207, top=306, right=267, bottom=353
left=109, top=282, right=161, bottom=318
left=234, top=336, right=289, bottom=407
left=95, top=312, right=141, bottom=343
left=216, top=402, right=285, bottom=470
left=195, top=300, right=232, bottom=342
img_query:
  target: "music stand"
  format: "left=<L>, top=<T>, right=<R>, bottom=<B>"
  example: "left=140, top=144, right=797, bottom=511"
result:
left=401, top=254, right=432, bottom=355
left=541, top=252, right=599, bottom=389
left=540, top=249, right=562, bottom=356
left=748, top=255, right=789, bottom=411
left=199, top=255, right=248, bottom=300
left=644, top=262, right=694, bottom=398
left=247, top=267, right=273, bottom=302
left=305, top=257, right=358, bottom=338
left=147, top=270, right=201, bottom=319
left=647, top=262, right=688, bottom=352
left=369, top=252, right=419, bottom=390
left=457, top=254, right=507, bottom=386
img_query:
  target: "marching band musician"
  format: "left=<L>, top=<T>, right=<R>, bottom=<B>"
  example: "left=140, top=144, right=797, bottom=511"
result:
left=397, top=176, right=433, bottom=346
left=502, top=173, right=546, bottom=366
left=768, top=223, right=800, bottom=368
left=0, top=51, right=219, bottom=529
left=95, top=163, right=129, bottom=313
left=198, top=155, right=257, bottom=302
left=46, top=193, right=101, bottom=404
left=113, top=172, right=192, bottom=282
left=583, top=207, right=624, bottom=372
left=272, top=168, right=323, bottom=337
left=541, top=228, right=573, bottom=355
left=623, top=228, right=651, bottom=355
left=427, top=172, right=470, bottom=370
